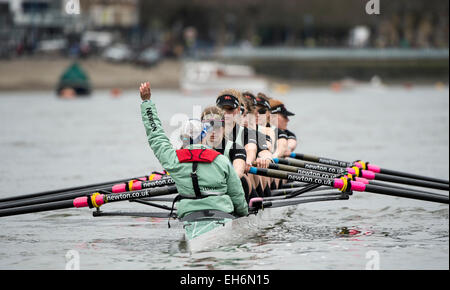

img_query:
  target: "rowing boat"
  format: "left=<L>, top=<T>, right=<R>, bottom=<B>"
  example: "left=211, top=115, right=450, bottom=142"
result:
left=84, top=182, right=348, bottom=253
left=0, top=152, right=447, bottom=255
left=181, top=186, right=349, bottom=253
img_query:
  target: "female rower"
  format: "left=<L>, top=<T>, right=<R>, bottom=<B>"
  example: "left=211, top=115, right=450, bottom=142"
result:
left=240, top=91, right=274, bottom=196
left=253, top=93, right=276, bottom=153
left=200, top=106, right=257, bottom=201
left=268, top=98, right=296, bottom=158
left=215, top=89, right=271, bottom=169
left=139, top=82, right=248, bottom=219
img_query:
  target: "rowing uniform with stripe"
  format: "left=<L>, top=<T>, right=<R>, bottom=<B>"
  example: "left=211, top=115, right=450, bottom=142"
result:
left=141, top=100, right=248, bottom=219
left=256, top=124, right=274, bottom=153
left=266, top=125, right=288, bottom=153
left=285, top=129, right=297, bottom=141
left=214, top=139, right=247, bottom=163
left=226, top=124, right=269, bottom=154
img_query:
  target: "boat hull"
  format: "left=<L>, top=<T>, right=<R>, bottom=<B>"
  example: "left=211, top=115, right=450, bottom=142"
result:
left=184, top=207, right=287, bottom=253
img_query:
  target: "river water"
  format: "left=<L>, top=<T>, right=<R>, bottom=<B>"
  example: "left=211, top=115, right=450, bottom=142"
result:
left=0, top=85, right=448, bottom=270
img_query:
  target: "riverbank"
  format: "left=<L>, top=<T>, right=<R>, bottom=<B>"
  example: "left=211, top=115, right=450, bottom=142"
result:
left=0, top=57, right=181, bottom=91
left=1, top=55, right=448, bottom=92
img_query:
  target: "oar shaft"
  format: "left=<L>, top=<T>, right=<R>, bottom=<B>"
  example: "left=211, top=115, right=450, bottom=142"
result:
left=268, top=163, right=340, bottom=179
left=365, top=184, right=449, bottom=204
left=373, top=173, right=449, bottom=191
left=0, top=186, right=178, bottom=217
left=73, top=186, right=178, bottom=208
left=378, top=168, right=449, bottom=185
left=0, top=177, right=175, bottom=210
left=274, top=158, right=347, bottom=174
left=249, top=167, right=449, bottom=204
left=279, top=158, right=448, bottom=190
left=290, top=153, right=353, bottom=168
left=0, top=200, right=75, bottom=217
left=251, top=168, right=334, bottom=187
left=258, top=194, right=349, bottom=209
left=290, top=152, right=449, bottom=185
left=274, top=161, right=446, bottom=196
left=367, top=180, right=448, bottom=198
left=0, top=175, right=148, bottom=203
left=112, top=177, right=174, bottom=193
left=0, top=190, right=91, bottom=210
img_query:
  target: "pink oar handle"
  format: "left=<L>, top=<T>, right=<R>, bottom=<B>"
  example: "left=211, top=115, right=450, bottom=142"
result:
left=112, top=184, right=126, bottom=193
left=333, top=179, right=366, bottom=192
left=353, top=162, right=381, bottom=173
left=367, top=164, right=381, bottom=173
left=346, top=168, right=376, bottom=180
left=354, top=177, right=369, bottom=184
left=73, top=197, right=89, bottom=208
left=73, top=194, right=106, bottom=208
left=112, top=173, right=165, bottom=193
left=249, top=197, right=264, bottom=208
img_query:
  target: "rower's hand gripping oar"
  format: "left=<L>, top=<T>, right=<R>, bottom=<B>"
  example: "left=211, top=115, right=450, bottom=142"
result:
left=290, top=153, right=449, bottom=185
left=249, top=167, right=449, bottom=204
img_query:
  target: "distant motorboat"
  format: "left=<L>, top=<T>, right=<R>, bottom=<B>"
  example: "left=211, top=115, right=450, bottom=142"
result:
left=56, top=62, right=91, bottom=98
left=330, top=75, right=386, bottom=92
left=180, top=61, right=268, bottom=94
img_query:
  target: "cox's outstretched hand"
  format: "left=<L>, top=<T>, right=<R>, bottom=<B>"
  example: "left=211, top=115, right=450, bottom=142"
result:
left=140, top=82, right=151, bottom=101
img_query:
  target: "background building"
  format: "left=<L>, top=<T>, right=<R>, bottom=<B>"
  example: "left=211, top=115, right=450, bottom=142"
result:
left=0, top=0, right=448, bottom=87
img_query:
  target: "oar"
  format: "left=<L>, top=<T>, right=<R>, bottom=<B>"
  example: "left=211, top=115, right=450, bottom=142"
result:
left=270, top=183, right=325, bottom=197
left=0, top=172, right=168, bottom=203
left=249, top=167, right=449, bottom=204
left=0, top=177, right=175, bottom=211
left=269, top=163, right=448, bottom=196
left=290, top=152, right=449, bottom=185
left=0, top=177, right=175, bottom=210
left=269, top=163, right=357, bottom=181
left=275, top=157, right=347, bottom=175
left=0, top=186, right=178, bottom=217
left=275, top=158, right=449, bottom=191
left=248, top=193, right=349, bottom=212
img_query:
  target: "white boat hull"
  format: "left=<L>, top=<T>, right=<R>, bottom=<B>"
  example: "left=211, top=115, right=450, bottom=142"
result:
left=185, top=206, right=288, bottom=253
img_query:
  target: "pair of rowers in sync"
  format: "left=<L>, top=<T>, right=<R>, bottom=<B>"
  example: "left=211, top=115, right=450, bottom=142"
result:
left=140, top=82, right=297, bottom=219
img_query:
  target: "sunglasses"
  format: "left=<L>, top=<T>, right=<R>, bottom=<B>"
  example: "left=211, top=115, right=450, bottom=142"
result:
left=202, top=120, right=224, bottom=130
left=257, top=108, right=267, bottom=114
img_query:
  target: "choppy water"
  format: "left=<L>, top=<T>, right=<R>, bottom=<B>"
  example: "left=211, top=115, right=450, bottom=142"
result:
left=0, top=85, right=448, bottom=270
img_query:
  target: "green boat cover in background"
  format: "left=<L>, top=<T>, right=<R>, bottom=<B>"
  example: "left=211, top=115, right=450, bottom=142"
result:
left=57, top=62, right=91, bottom=96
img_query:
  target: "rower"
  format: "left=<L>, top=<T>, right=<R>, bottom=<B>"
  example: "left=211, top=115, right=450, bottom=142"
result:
left=216, top=89, right=271, bottom=196
left=254, top=93, right=279, bottom=190
left=200, top=106, right=256, bottom=201
left=139, top=82, right=248, bottom=220
left=243, top=92, right=276, bottom=155
left=268, top=98, right=296, bottom=158
left=241, top=91, right=274, bottom=197
left=216, top=89, right=271, bottom=168
left=255, top=93, right=276, bottom=152
left=200, top=106, right=247, bottom=178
